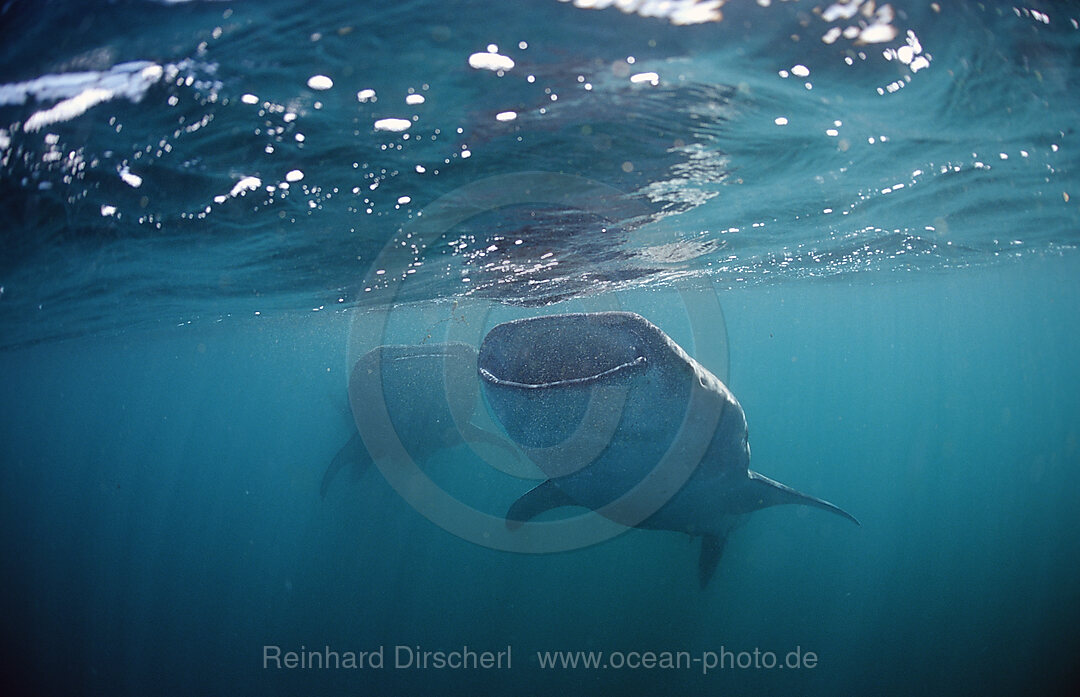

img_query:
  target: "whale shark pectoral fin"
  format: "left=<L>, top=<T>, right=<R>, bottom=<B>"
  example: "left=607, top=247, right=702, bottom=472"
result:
left=321, top=432, right=370, bottom=498
left=329, top=392, right=354, bottom=428
left=506, top=480, right=576, bottom=530
left=745, top=471, right=861, bottom=526
left=698, top=534, right=728, bottom=589
left=461, top=424, right=522, bottom=463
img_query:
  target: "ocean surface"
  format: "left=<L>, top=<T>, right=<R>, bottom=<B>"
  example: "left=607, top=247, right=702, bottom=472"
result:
left=1, top=0, right=1078, bottom=695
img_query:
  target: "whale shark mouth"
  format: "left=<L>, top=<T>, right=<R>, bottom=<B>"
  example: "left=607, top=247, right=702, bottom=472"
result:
left=478, top=312, right=652, bottom=391
left=479, top=355, right=646, bottom=389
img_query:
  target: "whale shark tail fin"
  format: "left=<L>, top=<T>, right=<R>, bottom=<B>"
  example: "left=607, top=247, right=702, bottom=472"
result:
left=321, top=432, right=370, bottom=498
left=699, top=534, right=728, bottom=588
left=744, top=471, right=860, bottom=526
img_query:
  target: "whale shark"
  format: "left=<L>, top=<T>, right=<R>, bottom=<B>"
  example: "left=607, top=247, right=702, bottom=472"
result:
left=478, top=311, right=859, bottom=587
left=321, top=342, right=514, bottom=498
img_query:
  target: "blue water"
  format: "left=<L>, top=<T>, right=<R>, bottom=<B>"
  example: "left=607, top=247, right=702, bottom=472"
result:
left=2, top=1, right=1079, bottom=695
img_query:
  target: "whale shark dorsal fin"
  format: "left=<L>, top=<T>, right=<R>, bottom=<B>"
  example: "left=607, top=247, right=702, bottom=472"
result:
left=699, top=534, right=728, bottom=588
left=506, top=480, right=577, bottom=529
left=321, top=432, right=369, bottom=498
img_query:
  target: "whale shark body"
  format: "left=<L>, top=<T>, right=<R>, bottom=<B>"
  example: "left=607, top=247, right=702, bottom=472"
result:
left=478, top=311, right=859, bottom=586
left=321, top=342, right=513, bottom=498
